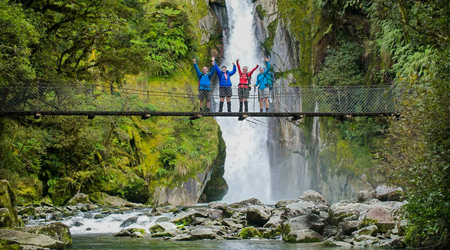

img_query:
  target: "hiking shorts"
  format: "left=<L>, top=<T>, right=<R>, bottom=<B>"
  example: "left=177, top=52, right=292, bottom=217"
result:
left=219, top=87, right=232, bottom=97
left=198, top=89, right=210, bottom=101
left=238, top=88, right=250, bottom=99
left=258, top=88, right=270, bottom=99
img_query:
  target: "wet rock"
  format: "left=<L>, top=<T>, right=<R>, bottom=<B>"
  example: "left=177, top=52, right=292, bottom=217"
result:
left=170, top=211, right=208, bottom=226
left=281, top=201, right=319, bottom=220
left=21, top=222, right=72, bottom=248
left=357, top=191, right=374, bottom=203
left=299, top=190, right=328, bottom=205
left=72, top=221, right=83, bottom=227
left=113, top=228, right=145, bottom=238
left=264, top=215, right=282, bottom=228
left=275, top=199, right=299, bottom=208
left=374, top=186, right=405, bottom=201
left=341, top=220, right=360, bottom=235
left=380, top=238, right=407, bottom=248
left=66, top=193, right=91, bottom=206
left=246, top=205, right=271, bottom=227
left=120, top=216, right=138, bottom=228
left=189, top=227, right=217, bottom=240
left=170, top=234, right=193, bottom=241
left=285, top=214, right=325, bottom=234
left=155, top=217, right=170, bottom=223
left=0, top=229, right=65, bottom=249
left=323, top=225, right=339, bottom=237
left=238, top=227, right=261, bottom=239
left=17, top=206, right=35, bottom=217
left=320, top=238, right=353, bottom=248
left=0, top=180, right=21, bottom=227
left=230, top=198, right=262, bottom=208
left=149, top=222, right=178, bottom=234
left=283, top=229, right=322, bottom=243
left=352, top=225, right=378, bottom=237
left=93, top=214, right=108, bottom=220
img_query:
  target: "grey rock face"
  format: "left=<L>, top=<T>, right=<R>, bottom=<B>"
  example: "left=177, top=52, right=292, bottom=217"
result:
left=189, top=227, right=217, bottom=240
left=149, top=222, right=178, bottom=234
left=299, top=190, right=328, bottom=205
left=341, top=220, right=360, bottom=235
left=357, top=191, right=374, bottom=203
left=352, top=225, right=378, bottom=237
left=66, top=193, right=91, bottom=206
left=374, top=186, right=405, bottom=201
left=285, top=214, right=325, bottom=234
left=120, top=216, right=138, bottom=228
left=231, top=198, right=263, bottom=208
left=284, top=229, right=322, bottom=243
left=21, top=222, right=72, bottom=247
left=275, top=199, right=299, bottom=208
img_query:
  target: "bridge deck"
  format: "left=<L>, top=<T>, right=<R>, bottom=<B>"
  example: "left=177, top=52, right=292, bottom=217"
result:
left=0, top=83, right=400, bottom=118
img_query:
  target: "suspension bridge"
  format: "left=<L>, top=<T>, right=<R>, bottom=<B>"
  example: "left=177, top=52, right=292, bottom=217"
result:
left=0, top=83, right=399, bottom=120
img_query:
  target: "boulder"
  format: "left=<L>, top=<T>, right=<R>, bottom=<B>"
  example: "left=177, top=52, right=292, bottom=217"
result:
left=264, top=216, right=282, bottom=228
left=285, top=214, right=325, bottom=234
left=275, top=199, right=299, bottom=208
left=353, top=234, right=380, bottom=244
left=380, top=238, right=407, bottom=248
left=281, top=201, right=319, bottom=220
left=377, top=221, right=396, bottom=233
left=341, top=220, right=360, bottom=235
left=150, top=205, right=177, bottom=216
left=189, top=227, right=217, bottom=240
left=207, top=209, right=223, bottom=220
left=246, top=205, right=271, bottom=227
left=0, top=180, right=21, bottom=227
left=113, top=228, right=145, bottom=238
left=21, top=222, right=72, bottom=247
left=299, top=190, right=328, bottom=205
left=357, top=191, right=374, bottom=203
left=374, top=186, right=405, bottom=201
left=352, top=225, right=378, bottom=237
left=149, top=222, right=178, bottom=234
left=283, top=229, right=322, bottom=243
left=323, top=225, right=339, bottom=237
left=366, top=206, right=393, bottom=222
left=88, top=192, right=142, bottom=207
left=238, top=227, right=261, bottom=239
left=230, top=198, right=262, bottom=208
left=170, top=234, right=193, bottom=241
left=320, top=239, right=353, bottom=248
left=66, top=193, right=91, bottom=206
left=328, top=202, right=372, bottom=226
left=208, top=201, right=228, bottom=210
left=155, top=217, right=170, bottom=223
left=222, top=218, right=243, bottom=232
left=170, top=211, right=208, bottom=226
left=0, top=229, right=65, bottom=249
left=120, top=216, right=139, bottom=228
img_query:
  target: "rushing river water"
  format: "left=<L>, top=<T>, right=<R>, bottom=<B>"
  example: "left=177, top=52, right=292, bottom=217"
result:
left=72, top=235, right=377, bottom=250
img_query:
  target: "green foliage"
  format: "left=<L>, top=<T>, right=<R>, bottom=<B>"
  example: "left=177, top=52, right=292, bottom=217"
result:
left=238, top=227, right=261, bottom=239
left=315, top=42, right=364, bottom=86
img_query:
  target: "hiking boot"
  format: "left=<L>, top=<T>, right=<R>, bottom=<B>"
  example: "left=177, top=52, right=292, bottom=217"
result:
left=260, top=109, right=263, bottom=112
left=266, top=108, right=269, bottom=112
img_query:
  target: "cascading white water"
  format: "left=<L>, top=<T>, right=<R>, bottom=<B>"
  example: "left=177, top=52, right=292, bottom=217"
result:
left=216, top=0, right=273, bottom=204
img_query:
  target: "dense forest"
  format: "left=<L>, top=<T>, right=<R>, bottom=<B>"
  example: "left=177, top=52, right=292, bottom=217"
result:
left=1, top=0, right=449, bottom=248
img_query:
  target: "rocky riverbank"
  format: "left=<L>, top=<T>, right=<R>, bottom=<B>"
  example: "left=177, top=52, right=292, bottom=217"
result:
left=1, top=184, right=409, bottom=249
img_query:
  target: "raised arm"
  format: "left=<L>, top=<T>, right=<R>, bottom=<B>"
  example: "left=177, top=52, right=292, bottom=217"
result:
left=208, top=64, right=215, bottom=78
left=228, top=64, right=237, bottom=76
left=249, top=64, right=259, bottom=76
left=264, top=61, right=271, bottom=74
left=236, top=60, right=242, bottom=75
left=213, top=62, right=221, bottom=76
left=193, top=62, right=202, bottom=78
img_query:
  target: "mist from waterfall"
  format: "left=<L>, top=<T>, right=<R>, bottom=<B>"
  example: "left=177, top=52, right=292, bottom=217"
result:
left=215, top=0, right=273, bottom=204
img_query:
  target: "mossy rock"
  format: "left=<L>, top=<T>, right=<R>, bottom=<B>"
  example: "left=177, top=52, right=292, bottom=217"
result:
left=238, top=227, right=261, bottom=239
left=22, top=222, right=72, bottom=248
left=0, top=180, right=21, bottom=228
left=262, top=227, right=281, bottom=239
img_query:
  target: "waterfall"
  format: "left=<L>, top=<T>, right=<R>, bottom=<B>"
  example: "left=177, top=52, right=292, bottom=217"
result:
left=215, top=0, right=273, bottom=204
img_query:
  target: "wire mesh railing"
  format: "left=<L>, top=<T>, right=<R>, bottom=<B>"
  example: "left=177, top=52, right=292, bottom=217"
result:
left=0, top=83, right=398, bottom=115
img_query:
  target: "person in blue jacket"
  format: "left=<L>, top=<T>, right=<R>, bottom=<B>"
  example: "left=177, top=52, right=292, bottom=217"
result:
left=193, top=58, right=215, bottom=112
left=255, top=58, right=271, bottom=112
left=212, top=57, right=237, bottom=112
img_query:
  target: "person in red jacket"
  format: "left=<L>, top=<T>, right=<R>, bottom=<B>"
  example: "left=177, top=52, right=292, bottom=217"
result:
left=236, top=59, right=259, bottom=113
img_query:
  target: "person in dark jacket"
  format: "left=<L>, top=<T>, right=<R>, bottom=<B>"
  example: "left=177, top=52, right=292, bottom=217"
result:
left=255, top=58, right=271, bottom=112
left=212, top=57, right=237, bottom=112
left=193, top=58, right=215, bottom=112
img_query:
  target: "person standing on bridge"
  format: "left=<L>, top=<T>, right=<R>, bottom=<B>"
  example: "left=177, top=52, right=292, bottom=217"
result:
left=255, top=58, right=271, bottom=112
left=236, top=59, right=259, bottom=113
left=193, top=58, right=215, bottom=112
left=212, top=57, right=237, bottom=112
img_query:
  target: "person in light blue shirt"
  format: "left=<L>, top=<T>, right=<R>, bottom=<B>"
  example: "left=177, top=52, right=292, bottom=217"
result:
left=193, top=58, right=215, bottom=112
left=212, top=57, right=237, bottom=112
left=255, top=58, right=271, bottom=112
